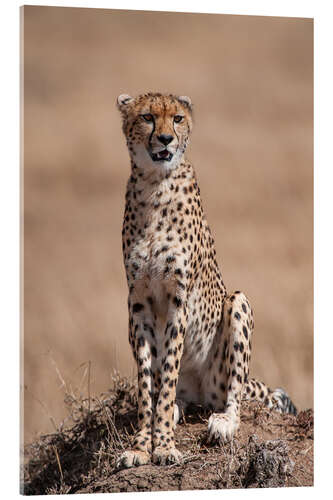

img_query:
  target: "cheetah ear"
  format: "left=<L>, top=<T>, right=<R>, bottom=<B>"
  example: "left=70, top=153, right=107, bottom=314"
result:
left=117, top=94, right=134, bottom=112
left=177, top=95, right=192, bottom=111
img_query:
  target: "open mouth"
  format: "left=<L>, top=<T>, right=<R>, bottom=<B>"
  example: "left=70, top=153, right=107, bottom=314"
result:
left=150, top=149, right=174, bottom=162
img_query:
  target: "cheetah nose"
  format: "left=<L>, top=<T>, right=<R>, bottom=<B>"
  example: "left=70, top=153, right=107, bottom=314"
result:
left=158, top=134, right=173, bottom=146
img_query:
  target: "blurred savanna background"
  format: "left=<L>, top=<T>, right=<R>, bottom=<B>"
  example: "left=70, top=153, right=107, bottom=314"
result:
left=22, top=6, right=313, bottom=445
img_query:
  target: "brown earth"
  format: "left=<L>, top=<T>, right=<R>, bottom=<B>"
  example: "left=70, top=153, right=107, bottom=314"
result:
left=22, top=6, right=313, bottom=444
left=22, top=376, right=313, bottom=494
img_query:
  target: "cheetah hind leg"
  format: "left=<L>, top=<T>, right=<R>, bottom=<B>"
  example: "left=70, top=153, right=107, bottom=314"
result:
left=205, top=291, right=254, bottom=444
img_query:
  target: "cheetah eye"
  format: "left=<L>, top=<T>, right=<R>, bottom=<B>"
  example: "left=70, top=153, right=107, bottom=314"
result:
left=141, top=113, right=154, bottom=122
left=174, top=115, right=184, bottom=123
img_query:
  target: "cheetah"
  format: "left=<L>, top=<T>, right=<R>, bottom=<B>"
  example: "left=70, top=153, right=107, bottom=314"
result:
left=116, top=92, right=297, bottom=468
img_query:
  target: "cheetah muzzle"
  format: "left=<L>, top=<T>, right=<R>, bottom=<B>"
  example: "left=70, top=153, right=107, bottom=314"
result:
left=115, top=92, right=297, bottom=469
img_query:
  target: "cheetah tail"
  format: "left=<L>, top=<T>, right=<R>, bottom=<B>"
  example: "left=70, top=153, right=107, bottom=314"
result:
left=271, top=387, right=297, bottom=416
left=242, top=378, right=297, bottom=416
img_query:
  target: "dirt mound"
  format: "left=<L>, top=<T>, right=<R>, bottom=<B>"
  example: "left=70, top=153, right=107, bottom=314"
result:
left=22, top=376, right=313, bottom=494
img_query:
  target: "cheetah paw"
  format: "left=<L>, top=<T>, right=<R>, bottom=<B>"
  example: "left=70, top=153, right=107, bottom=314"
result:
left=116, top=450, right=150, bottom=469
left=207, top=413, right=239, bottom=443
left=152, top=446, right=183, bottom=465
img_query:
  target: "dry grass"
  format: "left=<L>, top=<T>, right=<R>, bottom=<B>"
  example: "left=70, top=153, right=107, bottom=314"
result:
left=23, top=374, right=137, bottom=494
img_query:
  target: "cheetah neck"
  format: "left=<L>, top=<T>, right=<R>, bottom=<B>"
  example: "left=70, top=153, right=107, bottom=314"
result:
left=124, top=157, right=200, bottom=235
left=128, top=158, right=194, bottom=202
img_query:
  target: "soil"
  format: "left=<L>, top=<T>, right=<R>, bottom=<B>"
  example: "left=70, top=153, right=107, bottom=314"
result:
left=22, top=376, right=313, bottom=494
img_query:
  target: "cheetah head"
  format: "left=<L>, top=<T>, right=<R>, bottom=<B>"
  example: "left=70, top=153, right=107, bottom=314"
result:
left=117, top=92, right=193, bottom=172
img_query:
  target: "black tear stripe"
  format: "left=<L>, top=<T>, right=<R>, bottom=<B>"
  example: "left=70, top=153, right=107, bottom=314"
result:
left=148, top=104, right=156, bottom=150
left=173, top=119, right=180, bottom=146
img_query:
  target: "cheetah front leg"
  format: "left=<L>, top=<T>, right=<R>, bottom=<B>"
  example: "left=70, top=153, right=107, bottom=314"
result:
left=205, top=291, right=253, bottom=443
left=152, top=305, right=186, bottom=465
left=117, top=301, right=155, bottom=468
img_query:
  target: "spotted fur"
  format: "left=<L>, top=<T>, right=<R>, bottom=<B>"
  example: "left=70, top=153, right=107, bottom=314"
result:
left=116, top=92, right=297, bottom=468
